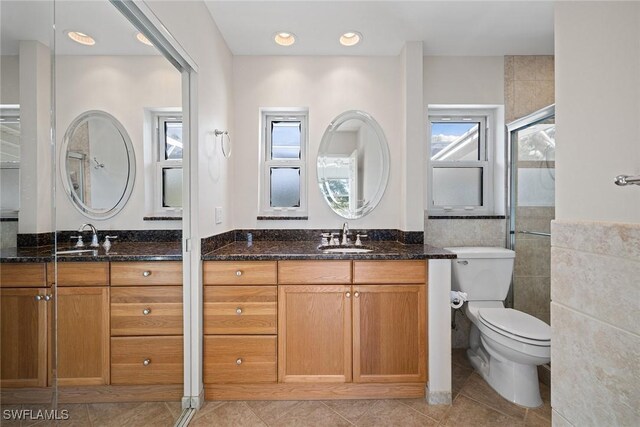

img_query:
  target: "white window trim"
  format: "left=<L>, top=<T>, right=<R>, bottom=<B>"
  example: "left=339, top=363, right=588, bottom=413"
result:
left=427, top=107, right=497, bottom=216
left=259, top=108, right=309, bottom=216
left=151, top=110, right=183, bottom=213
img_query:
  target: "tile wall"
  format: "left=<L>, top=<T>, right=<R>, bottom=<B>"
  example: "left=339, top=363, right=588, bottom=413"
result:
left=550, top=220, right=640, bottom=425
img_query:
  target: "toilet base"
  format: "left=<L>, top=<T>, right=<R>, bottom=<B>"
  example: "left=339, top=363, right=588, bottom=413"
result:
left=467, top=327, right=544, bottom=408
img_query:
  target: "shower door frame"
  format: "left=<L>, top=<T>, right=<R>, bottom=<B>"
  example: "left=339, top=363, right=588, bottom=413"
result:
left=505, top=104, right=555, bottom=307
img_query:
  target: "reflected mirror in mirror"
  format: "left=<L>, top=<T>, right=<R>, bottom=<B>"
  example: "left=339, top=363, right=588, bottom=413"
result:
left=317, top=110, right=390, bottom=219
left=61, top=110, right=135, bottom=219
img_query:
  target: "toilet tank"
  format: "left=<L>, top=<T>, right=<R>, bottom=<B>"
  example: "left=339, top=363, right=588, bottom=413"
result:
left=445, top=247, right=515, bottom=301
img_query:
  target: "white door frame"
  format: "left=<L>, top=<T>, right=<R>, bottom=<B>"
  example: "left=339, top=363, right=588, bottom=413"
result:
left=109, top=0, right=202, bottom=409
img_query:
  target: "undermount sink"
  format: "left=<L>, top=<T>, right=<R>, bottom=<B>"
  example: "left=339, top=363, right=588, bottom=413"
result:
left=319, top=245, right=373, bottom=254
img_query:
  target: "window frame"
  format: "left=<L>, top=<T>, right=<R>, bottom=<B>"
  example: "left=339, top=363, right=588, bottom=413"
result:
left=259, top=109, right=308, bottom=216
left=427, top=109, right=494, bottom=216
left=152, top=111, right=183, bottom=212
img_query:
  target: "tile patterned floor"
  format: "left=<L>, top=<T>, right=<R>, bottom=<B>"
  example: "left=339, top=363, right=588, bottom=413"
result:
left=191, top=349, right=552, bottom=427
left=1, top=350, right=551, bottom=426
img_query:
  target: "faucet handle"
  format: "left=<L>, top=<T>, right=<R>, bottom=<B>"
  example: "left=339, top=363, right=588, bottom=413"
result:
left=70, top=236, right=84, bottom=248
left=103, top=236, right=117, bottom=251
left=355, top=234, right=368, bottom=246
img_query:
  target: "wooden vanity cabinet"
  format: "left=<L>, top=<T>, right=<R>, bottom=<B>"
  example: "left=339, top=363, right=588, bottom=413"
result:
left=0, top=263, right=50, bottom=388
left=55, top=262, right=110, bottom=386
left=278, top=284, right=352, bottom=383
left=110, top=261, right=183, bottom=386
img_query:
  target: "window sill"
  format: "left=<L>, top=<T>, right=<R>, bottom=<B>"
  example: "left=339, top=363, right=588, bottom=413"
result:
left=257, top=216, right=309, bottom=221
left=143, top=215, right=183, bottom=221
left=428, top=215, right=506, bottom=220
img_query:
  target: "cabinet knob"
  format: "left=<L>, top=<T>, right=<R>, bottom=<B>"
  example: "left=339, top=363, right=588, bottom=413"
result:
left=142, top=308, right=151, bottom=315
left=143, top=271, right=152, bottom=277
left=346, top=292, right=351, bottom=298
left=143, top=359, right=151, bottom=366
left=354, top=291, right=360, bottom=298
left=236, top=358, right=243, bottom=365
left=34, top=295, right=43, bottom=302
left=235, top=270, right=243, bottom=277
left=44, top=294, right=52, bottom=301
left=235, top=307, right=243, bottom=315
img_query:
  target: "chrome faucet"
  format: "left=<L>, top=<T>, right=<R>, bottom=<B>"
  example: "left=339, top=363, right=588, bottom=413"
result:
left=78, top=223, right=99, bottom=247
left=341, top=222, right=350, bottom=245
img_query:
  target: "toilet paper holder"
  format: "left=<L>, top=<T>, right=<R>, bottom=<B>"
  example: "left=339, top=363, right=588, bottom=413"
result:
left=450, top=291, right=468, bottom=309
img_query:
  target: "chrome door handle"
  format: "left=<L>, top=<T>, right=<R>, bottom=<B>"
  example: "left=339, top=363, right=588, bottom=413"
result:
left=44, top=295, right=52, bottom=301
left=354, top=291, right=360, bottom=298
left=142, top=308, right=151, bottom=315
left=34, top=295, right=43, bottom=302
left=235, top=307, right=243, bottom=315
left=143, top=271, right=152, bottom=277
left=236, top=358, right=243, bottom=365
left=143, top=359, right=151, bottom=366
left=457, top=260, right=469, bottom=265
left=346, top=292, right=351, bottom=298
left=235, top=270, right=243, bottom=277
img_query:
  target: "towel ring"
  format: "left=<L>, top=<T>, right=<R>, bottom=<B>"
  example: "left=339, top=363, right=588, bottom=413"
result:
left=214, top=129, right=231, bottom=159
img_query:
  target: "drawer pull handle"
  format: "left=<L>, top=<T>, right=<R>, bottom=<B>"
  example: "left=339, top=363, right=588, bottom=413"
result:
left=354, top=291, right=360, bottom=298
left=236, top=358, right=243, bottom=365
left=143, top=359, right=151, bottom=366
left=235, top=270, right=243, bottom=277
left=346, top=292, right=351, bottom=298
left=236, top=307, right=243, bottom=315
left=143, top=271, right=152, bottom=277
left=143, top=308, right=152, bottom=315
left=34, top=295, right=43, bottom=302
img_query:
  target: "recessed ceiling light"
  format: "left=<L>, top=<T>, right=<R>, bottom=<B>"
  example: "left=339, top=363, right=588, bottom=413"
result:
left=66, top=31, right=95, bottom=46
left=274, top=32, right=296, bottom=47
left=135, top=32, right=153, bottom=47
left=340, top=31, right=362, bottom=47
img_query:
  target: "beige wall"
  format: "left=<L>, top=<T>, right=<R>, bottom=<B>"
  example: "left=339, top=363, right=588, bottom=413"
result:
left=232, top=55, right=403, bottom=230
left=0, top=55, right=19, bottom=104
left=147, top=0, right=235, bottom=240
left=553, top=2, right=640, bottom=426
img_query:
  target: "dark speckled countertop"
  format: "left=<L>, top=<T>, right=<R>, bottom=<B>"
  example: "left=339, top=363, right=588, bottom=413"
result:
left=0, top=242, right=182, bottom=263
left=202, top=241, right=455, bottom=261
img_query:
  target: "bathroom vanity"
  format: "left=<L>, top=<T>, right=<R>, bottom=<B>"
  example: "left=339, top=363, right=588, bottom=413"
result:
left=0, top=243, right=183, bottom=403
left=201, top=239, right=454, bottom=400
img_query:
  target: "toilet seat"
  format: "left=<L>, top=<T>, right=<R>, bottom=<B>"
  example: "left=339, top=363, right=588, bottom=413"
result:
left=478, top=308, right=550, bottom=346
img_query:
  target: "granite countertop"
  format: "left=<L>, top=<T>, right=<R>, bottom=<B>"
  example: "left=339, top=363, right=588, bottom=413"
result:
left=202, top=240, right=455, bottom=261
left=0, top=242, right=182, bottom=263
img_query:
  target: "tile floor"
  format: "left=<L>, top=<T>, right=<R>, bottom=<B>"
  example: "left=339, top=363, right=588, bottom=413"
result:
left=1, top=350, right=551, bottom=426
left=191, top=349, right=552, bottom=427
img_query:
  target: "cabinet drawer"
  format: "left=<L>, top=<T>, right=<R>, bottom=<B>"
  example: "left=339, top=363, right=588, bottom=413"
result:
left=111, top=262, right=182, bottom=286
left=353, top=260, right=426, bottom=284
left=278, top=261, right=351, bottom=284
left=1, top=263, right=47, bottom=287
left=111, top=336, right=183, bottom=385
left=204, top=336, right=276, bottom=384
left=111, top=286, right=183, bottom=336
left=53, top=262, right=109, bottom=287
left=203, top=261, right=277, bottom=285
left=204, top=286, right=276, bottom=334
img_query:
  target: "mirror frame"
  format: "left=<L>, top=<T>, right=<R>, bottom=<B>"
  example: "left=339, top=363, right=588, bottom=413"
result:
left=60, top=110, right=136, bottom=220
left=317, top=110, right=390, bottom=219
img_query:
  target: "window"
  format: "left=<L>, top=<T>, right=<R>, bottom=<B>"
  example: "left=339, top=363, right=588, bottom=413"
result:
left=428, top=110, right=494, bottom=215
left=260, top=110, right=308, bottom=216
left=154, top=112, right=183, bottom=211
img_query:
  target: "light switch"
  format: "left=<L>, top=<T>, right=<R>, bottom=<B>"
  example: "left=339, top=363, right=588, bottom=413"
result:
left=215, top=207, right=223, bottom=224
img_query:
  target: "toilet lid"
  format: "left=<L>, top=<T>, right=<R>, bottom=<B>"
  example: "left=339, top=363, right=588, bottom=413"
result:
left=479, top=308, right=550, bottom=341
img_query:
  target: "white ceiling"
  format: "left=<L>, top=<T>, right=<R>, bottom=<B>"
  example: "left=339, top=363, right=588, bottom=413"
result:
left=0, top=1, right=159, bottom=56
left=205, top=0, right=555, bottom=56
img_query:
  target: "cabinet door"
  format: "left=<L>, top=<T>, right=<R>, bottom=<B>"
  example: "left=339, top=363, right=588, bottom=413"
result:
left=353, top=285, right=426, bottom=383
left=278, top=285, right=352, bottom=383
left=57, top=287, right=110, bottom=386
left=0, top=288, right=48, bottom=387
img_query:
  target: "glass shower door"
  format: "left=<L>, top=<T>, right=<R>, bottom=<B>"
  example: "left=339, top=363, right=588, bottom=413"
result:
left=507, top=105, right=555, bottom=325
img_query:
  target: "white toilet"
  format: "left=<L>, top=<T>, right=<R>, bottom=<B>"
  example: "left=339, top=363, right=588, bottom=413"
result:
left=446, top=246, right=551, bottom=408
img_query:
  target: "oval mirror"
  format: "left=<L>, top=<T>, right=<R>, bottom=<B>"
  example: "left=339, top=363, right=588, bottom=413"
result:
left=317, top=110, right=390, bottom=219
left=60, top=110, right=135, bottom=219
